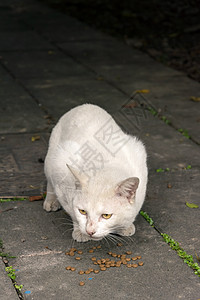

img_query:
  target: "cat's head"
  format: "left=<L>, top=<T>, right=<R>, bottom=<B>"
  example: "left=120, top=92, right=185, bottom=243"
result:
left=67, top=165, right=139, bottom=241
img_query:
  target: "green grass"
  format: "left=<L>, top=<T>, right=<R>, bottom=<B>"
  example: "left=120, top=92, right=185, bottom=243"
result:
left=140, top=210, right=200, bottom=277
left=0, top=252, right=16, bottom=258
left=5, top=266, right=23, bottom=291
left=140, top=210, right=154, bottom=226
left=156, top=165, right=191, bottom=173
left=0, top=197, right=27, bottom=203
left=178, top=128, right=191, bottom=139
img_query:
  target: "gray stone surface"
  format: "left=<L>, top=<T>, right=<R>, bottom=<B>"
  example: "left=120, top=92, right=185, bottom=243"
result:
left=0, top=201, right=200, bottom=300
left=144, top=169, right=200, bottom=255
left=58, top=40, right=200, bottom=144
left=0, top=50, right=88, bottom=80
left=22, top=76, right=126, bottom=120
left=0, top=0, right=200, bottom=299
left=0, top=86, right=47, bottom=134
left=0, top=134, right=48, bottom=196
left=0, top=30, right=55, bottom=51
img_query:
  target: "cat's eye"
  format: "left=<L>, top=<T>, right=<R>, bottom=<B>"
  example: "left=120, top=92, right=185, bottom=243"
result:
left=79, top=209, right=87, bottom=215
left=102, top=214, right=112, bottom=219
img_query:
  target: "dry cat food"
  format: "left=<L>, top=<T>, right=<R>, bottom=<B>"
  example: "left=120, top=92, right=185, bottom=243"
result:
left=79, top=270, right=84, bottom=275
left=75, top=257, right=81, bottom=260
left=65, top=244, right=144, bottom=286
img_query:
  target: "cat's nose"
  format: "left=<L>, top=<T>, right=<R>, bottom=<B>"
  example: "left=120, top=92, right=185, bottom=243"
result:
left=86, top=230, right=96, bottom=237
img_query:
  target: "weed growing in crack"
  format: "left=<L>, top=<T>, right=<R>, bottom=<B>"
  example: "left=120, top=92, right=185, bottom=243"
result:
left=161, top=233, right=200, bottom=277
left=140, top=211, right=154, bottom=226
left=0, top=197, right=27, bottom=203
left=156, top=168, right=170, bottom=173
left=178, top=128, right=191, bottom=139
left=5, top=266, right=23, bottom=291
left=140, top=210, right=200, bottom=277
left=0, top=252, right=16, bottom=258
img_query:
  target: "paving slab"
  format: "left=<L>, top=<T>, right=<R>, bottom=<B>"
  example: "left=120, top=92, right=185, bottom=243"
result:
left=21, top=76, right=127, bottom=120
left=0, top=31, right=55, bottom=51
left=113, top=108, right=200, bottom=170
left=0, top=50, right=88, bottom=80
left=58, top=40, right=200, bottom=144
left=0, top=7, right=27, bottom=32
left=144, top=168, right=200, bottom=255
left=58, top=40, right=182, bottom=82
left=0, top=63, right=47, bottom=133
left=0, top=88, right=47, bottom=134
left=0, top=200, right=200, bottom=300
left=0, top=133, right=48, bottom=197
left=20, top=11, right=110, bottom=43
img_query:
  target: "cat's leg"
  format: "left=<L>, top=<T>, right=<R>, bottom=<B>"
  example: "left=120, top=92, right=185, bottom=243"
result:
left=119, top=224, right=135, bottom=236
left=43, top=181, right=61, bottom=212
left=72, top=224, right=91, bottom=242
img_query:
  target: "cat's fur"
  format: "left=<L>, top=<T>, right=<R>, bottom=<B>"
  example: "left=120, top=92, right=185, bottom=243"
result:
left=44, top=104, right=148, bottom=242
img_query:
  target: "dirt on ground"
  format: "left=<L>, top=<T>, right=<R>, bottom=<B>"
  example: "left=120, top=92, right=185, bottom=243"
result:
left=40, top=0, right=200, bottom=83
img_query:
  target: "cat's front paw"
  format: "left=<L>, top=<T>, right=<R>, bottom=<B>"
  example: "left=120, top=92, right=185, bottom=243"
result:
left=119, top=224, right=135, bottom=236
left=72, top=229, right=90, bottom=242
left=43, top=196, right=61, bottom=212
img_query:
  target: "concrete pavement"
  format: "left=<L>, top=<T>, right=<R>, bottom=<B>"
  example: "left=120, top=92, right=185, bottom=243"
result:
left=0, top=0, right=200, bottom=299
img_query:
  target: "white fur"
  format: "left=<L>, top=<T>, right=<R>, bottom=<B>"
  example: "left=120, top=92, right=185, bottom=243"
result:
left=44, top=104, right=148, bottom=242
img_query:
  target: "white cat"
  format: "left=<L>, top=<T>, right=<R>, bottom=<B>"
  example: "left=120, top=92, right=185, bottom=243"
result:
left=44, top=104, right=148, bottom=242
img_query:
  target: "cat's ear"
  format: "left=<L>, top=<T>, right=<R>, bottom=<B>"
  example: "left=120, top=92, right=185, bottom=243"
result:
left=115, top=177, right=139, bottom=204
left=66, top=164, right=88, bottom=189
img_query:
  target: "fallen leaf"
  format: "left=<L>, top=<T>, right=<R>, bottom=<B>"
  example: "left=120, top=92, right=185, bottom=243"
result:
left=190, top=96, right=200, bottom=102
left=31, top=135, right=40, bottom=142
left=136, top=89, right=150, bottom=94
left=185, top=201, right=199, bottom=208
left=96, top=76, right=104, bottom=81
left=29, top=195, right=43, bottom=202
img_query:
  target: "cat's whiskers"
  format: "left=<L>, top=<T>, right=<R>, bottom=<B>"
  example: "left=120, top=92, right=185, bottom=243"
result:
left=102, top=236, right=112, bottom=248
left=55, top=216, right=74, bottom=228
left=55, top=222, right=73, bottom=230
left=61, top=227, right=73, bottom=237
left=56, top=215, right=73, bottom=222
left=55, top=217, right=72, bottom=221
left=106, top=234, right=121, bottom=246
left=106, top=230, right=134, bottom=247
